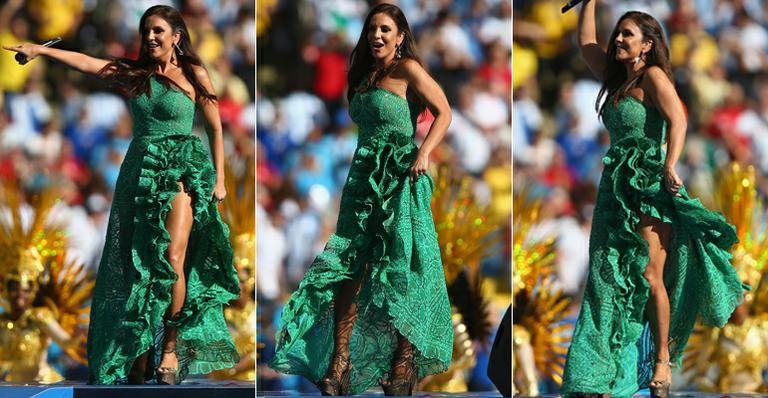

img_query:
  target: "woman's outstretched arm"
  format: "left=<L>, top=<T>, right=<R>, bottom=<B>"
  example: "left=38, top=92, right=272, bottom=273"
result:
left=2, top=43, right=111, bottom=76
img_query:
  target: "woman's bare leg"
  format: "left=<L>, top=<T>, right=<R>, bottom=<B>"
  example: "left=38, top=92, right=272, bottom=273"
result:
left=323, top=276, right=361, bottom=379
left=638, top=214, right=672, bottom=385
left=127, top=350, right=151, bottom=384
left=158, top=183, right=194, bottom=372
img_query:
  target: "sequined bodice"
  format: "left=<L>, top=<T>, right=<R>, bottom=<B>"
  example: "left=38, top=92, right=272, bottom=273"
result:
left=602, top=96, right=667, bottom=146
left=349, top=87, right=418, bottom=143
left=129, top=76, right=196, bottom=138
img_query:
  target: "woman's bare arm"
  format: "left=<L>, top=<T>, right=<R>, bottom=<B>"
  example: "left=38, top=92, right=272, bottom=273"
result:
left=2, top=44, right=111, bottom=76
left=193, top=64, right=227, bottom=201
left=644, top=66, right=686, bottom=195
left=399, top=59, right=452, bottom=182
left=578, top=0, right=607, bottom=81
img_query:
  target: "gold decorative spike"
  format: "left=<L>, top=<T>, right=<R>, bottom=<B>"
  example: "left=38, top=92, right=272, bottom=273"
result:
left=422, top=166, right=502, bottom=392
left=512, top=189, right=571, bottom=386
left=210, top=156, right=255, bottom=380
left=0, top=179, right=93, bottom=383
left=682, top=163, right=768, bottom=392
left=432, top=165, right=502, bottom=286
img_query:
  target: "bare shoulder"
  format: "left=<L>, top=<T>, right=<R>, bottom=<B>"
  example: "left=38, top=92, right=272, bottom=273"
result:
left=191, top=64, right=210, bottom=80
left=393, top=58, right=426, bottom=80
left=644, top=66, right=672, bottom=86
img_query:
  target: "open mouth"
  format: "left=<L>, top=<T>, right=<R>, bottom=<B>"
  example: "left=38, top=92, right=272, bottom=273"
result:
left=371, top=42, right=385, bottom=50
left=148, top=42, right=160, bottom=50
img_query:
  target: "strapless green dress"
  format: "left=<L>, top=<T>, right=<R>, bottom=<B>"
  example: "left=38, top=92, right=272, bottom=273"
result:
left=268, top=87, right=454, bottom=394
left=87, top=76, right=240, bottom=384
left=560, top=96, right=747, bottom=397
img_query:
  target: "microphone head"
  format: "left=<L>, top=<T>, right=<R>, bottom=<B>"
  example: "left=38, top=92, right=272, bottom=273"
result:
left=15, top=52, right=29, bottom=65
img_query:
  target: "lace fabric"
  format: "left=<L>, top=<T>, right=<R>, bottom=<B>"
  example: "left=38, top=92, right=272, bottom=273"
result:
left=268, top=87, right=454, bottom=394
left=87, top=76, right=241, bottom=384
left=560, top=96, right=747, bottom=397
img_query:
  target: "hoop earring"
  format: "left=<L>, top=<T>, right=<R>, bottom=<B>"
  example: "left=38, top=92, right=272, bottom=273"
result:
left=174, top=42, right=184, bottom=56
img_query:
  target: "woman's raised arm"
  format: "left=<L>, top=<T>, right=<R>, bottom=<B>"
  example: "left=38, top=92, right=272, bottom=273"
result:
left=578, top=0, right=607, bottom=81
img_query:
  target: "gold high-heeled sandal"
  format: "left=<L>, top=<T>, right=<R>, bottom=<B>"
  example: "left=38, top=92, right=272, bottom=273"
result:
left=380, top=347, right=417, bottom=396
left=155, top=347, right=179, bottom=385
left=649, top=358, right=672, bottom=398
left=316, top=352, right=352, bottom=396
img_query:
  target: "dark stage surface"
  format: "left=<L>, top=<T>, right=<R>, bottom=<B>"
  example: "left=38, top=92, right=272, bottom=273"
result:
left=0, top=379, right=255, bottom=398
left=259, top=390, right=504, bottom=397
left=516, top=394, right=768, bottom=398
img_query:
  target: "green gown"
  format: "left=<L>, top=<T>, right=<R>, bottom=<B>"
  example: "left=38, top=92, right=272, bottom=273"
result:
left=561, top=96, right=747, bottom=397
left=87, top=76, right=240, bottom=384
left=268, top=87, right=454, bottom=394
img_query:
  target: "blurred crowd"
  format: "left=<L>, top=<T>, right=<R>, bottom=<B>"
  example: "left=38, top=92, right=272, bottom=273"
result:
left=514, top=0, right=768, bottom=314
left=0, top=0, right=254, bottom=380
left=257, top=0, right=511, bottom=392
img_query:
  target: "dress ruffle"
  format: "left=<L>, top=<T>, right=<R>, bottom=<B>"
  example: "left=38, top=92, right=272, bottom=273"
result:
left=269, top=126, right=453, bottom=394
left=562, top=136, right=746, bottom=397
left=88, top=134, right=240, bottom=384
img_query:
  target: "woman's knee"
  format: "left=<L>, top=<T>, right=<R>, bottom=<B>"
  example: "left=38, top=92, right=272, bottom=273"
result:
left=166, top=247, right=186, bottom=271
left=643, top=264, right=665, bottom=292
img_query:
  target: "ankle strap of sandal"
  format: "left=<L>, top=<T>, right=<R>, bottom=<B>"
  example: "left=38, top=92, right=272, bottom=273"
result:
left=655, top=358, right=673, bottom=366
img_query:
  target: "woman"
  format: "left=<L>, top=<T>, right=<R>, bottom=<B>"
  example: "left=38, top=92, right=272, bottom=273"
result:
left=268, top=3, right=453, bottom=396
left=561, top=1, right=747, bottom=397
left=3, top=5, right=240, bottom=385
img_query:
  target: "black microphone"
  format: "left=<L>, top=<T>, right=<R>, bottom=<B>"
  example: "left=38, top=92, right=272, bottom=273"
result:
left=561, top=0, right=585, bottom=13
left=15, top=37, right=62, bottom=65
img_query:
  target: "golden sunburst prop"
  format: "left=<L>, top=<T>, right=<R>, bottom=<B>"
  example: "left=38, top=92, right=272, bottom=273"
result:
left=431, top=165, right=501, bottom=288
left=420, top=166, right=501, bottom=392
left=221, top=154, right=255, bottom=292
left=682, top=163, right=768, bottom=392
left=512, top=189, right=572, bottom=386
left=0, top=179, right=93, bottom=379
left=0, top=180, right=66, bottom=275
left=221, top=156, right=255, bottom=289
left=36, top=249, right=94, bottom=364
left=513, top=190, right=555, bottom=295
left=0, top=179, right=66, bottom=308
left=210, top=156, right=255, bottom=380
left=516, top=272, right=572, bottom=385
left=713, top=163, right=767, bottom=293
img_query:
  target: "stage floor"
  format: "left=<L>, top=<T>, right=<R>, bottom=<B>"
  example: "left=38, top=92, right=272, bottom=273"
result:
left=515, top=394, right=768, bottom=398
left=0, top=379, right=255, bottom=398
left=259, top=390, right=504, bottom=397
left=261, top=391, right=768, bottom=397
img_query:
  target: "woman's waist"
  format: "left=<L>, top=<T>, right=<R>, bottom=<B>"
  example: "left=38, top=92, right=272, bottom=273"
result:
left=608, top=132, right=663, bottom=147
left=132, top=129, right=199, bottom=142
left=602, top=135, right=666, bottom=168
left=356, top=128, right=415, bottom=146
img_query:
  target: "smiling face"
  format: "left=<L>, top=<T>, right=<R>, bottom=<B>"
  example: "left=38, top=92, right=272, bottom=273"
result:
left=7, top=280, right=34, bottom=315
left=143, top=15, right=180, bottom=62
left=367, top=12, right=404, bottom=65
left=613, top=19, right=652, bottom=63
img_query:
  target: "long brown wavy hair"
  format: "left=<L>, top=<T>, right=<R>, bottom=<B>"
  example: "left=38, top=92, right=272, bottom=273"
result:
left=596, top=11, right=673, bottom=117
left=347, top=3, right=425, bottom=114
left=98, top=5, right=216, bottom=102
